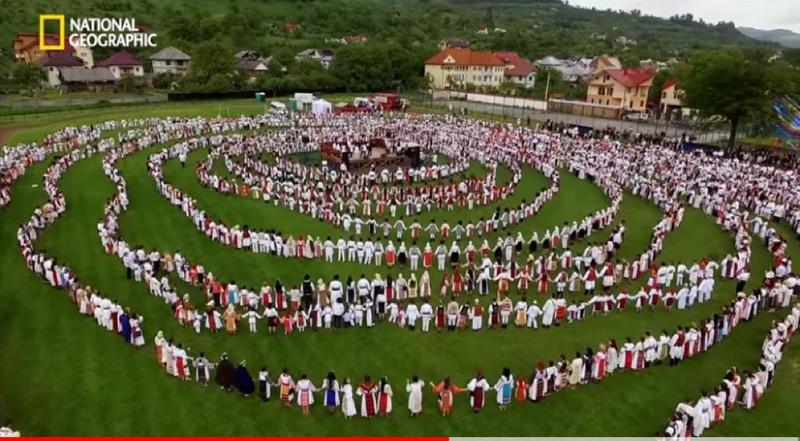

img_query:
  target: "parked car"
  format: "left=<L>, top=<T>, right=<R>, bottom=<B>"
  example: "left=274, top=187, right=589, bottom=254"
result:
left=622, top=111, right=650, bottom=121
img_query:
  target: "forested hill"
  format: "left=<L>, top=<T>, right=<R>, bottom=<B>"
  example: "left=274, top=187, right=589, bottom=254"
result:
left=738, top=27, right=800, bottom=49
left=0, top=0, right=775, bottom=64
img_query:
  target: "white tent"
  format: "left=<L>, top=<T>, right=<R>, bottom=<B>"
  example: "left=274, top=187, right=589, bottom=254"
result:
left=312, top=99, right=332, bottom=116
left=294, top=92, right=315, bottom=104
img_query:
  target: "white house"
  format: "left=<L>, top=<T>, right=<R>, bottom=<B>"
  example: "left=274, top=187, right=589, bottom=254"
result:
left=96, top=50, right=144, bottom=79
left=150, top=47, right=191, bottom=76
left=35, top=51, right=85, bottom=87
left=295, top=48, right=335, bottom=68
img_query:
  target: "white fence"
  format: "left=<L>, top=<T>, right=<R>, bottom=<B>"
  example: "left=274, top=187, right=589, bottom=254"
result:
left=432, top=90, right=548, bottom=111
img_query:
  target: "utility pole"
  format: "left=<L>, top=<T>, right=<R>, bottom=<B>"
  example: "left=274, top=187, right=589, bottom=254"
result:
left=543, top=70, right=551, bottom=102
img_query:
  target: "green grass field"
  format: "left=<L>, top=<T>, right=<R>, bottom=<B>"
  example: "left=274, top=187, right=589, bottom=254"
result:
left=0, top=100, right=797, bottom=436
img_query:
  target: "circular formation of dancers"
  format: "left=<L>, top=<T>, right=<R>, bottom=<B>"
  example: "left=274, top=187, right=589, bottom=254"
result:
left=3, top=110, right=800, bottom=434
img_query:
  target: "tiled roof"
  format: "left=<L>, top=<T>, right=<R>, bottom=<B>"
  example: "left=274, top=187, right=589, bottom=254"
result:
left=425, top=48, right=505, bottom=67
left=149, top=47, right=191, bottom=61
left=35, top=51, right=84, bottom=67
left=536, top=56, right=563, bottom=66
left=494, top=51, right=535, bottom=77
left=237, top=59, right=267, bottom=71
left=15, top=33, right=76, bottom=53
left=603, top=68, right=654, bottom=87
left=96, top=50, right=143, bottom=67
left=60, top=67, right=116, bottom=83
left=662, top=79, right=679, bottom=90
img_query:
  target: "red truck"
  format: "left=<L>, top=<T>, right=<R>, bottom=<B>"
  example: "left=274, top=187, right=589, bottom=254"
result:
left=371, top=93, right=409, bottom=111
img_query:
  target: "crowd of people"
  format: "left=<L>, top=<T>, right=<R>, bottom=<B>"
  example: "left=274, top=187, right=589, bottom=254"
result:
left=4, top=110, right=800, bottom=429
left=665, top=303, right=799, bottom=439
left=17, top=112, right=790, bottom=343
left=90, top=115, right=755, bottom=337
left=13, top=114, right=293, bottom=349
left=0, top=420, right=20, bottom=438
left=87, top=114, right=778, bottom=340
left=152, top=261, right=794, bottom=418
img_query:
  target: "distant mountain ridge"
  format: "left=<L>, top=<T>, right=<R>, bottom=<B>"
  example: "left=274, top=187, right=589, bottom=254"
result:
left=738, top=27, right=800, bottom=48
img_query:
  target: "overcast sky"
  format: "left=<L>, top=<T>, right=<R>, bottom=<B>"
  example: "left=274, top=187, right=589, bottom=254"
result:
left=567, top=0, right=800, bottom=32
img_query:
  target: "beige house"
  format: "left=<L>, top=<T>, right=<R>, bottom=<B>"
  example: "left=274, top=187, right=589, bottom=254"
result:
left=659, top=80, right=692, bottom=120
left=424, top=48, right=506, bottom=89
left=150, top=47, right=191, bottom=76
left=494, top=51, right=536, bottom=88
left=589, top=54, right=621, bottom=74
left=586, top=67, right=654, bottom=112
left=13, top=33, right=93, bottom=67
left=35, top=52, right=85, bottom=87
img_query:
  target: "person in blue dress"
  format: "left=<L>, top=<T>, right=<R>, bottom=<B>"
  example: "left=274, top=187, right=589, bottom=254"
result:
left=119, top=309, right=132, bottom=344
left=234, top=361, right=255, bottom=397
left=493, top=367, right=514, bottom=411
left=322, top=371, right=340, bottom=413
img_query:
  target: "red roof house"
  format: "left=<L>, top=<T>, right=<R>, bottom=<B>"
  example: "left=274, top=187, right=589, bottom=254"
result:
left=662, top=79, right=679, bottom=90
left=12, top=32, right=75, bottom=63
left=424, top=48, right=508, bottom=89
left=96, top=50, right=144, bottom=79
left=35, top=51, right=84, bottom=67
left=603, top=67, right=655, bottom=87
left=587, top=67, right=655, bottom=112
left=425, top=48, right=505, bottom=67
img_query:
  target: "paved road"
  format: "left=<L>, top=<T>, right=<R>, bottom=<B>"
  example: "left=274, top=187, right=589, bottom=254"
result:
left=430, top=99, right=727, bottom=142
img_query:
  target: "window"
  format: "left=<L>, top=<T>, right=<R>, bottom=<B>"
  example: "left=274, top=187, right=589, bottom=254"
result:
left=662, top=92, right=667, bottom=99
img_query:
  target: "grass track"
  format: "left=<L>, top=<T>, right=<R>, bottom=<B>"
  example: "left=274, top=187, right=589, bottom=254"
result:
left=0, top=104, right=797, bottom=436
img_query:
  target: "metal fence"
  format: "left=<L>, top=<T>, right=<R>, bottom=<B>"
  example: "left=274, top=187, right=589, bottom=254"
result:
left=405, top=90, right=730, bottom=144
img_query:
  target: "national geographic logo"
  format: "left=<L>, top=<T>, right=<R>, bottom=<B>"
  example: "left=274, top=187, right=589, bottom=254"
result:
left=39, top=14, right=65, bottom=51
left=38, top=14, right=157, bottom=51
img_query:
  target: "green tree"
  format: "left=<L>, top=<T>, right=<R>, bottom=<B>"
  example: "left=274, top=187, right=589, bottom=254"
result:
left=782, top=48, right=800, bottom=68
left=530, top=66, right=564, bottom=99
left=330, top=42, right=426, bottom=92
left=484, top=7, right=495, bottom=28
left=271, top=48, right=296, bottom=72
left=204, top=73, right=232, bottom=93
left=648, top=68, right=675, bottom=107
left=11, top=62, right=46, bottom=90
left=681, top=49, right=799, bottom=148
left=267, top=58, right=287, bottom=78
left=117, top=75, right=140, bottom=93
left=187, top=41, right=236, bottom=86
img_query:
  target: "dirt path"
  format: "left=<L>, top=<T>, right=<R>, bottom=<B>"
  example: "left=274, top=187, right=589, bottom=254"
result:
left=0, top=123, right=36, bottom=146
left=0, top=112, right=101, bottom=146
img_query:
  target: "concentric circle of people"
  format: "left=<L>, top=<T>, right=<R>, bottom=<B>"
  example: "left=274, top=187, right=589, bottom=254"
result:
left=6, top=111, right=800, bottom=424
left=9, top=112, right=798, bottom=341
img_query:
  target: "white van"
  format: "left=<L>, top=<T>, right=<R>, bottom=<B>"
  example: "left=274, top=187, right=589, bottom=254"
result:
left=270, top=101, right=287, bottom=114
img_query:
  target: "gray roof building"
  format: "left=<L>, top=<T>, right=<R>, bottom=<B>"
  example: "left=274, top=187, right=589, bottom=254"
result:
left=149, top=47, right=191, bottom=61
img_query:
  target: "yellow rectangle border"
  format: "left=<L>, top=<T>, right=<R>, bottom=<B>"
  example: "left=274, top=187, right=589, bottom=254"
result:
left=39, top=14, right=65, bottom=51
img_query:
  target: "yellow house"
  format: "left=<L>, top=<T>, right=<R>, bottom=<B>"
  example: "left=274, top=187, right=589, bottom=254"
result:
left=589, top=54, right=621, bottom=74
left=586, top=67, right=654, bottom=112
left=424, top=48, right=506, bottom=89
